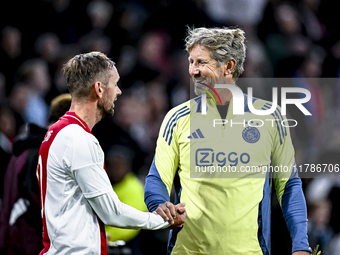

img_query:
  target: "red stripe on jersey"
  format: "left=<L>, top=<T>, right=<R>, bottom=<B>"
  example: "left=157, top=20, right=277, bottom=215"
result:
left=99, top=218, right=107, bottom=255
left=100, top=161, right=107, bottom=254
left=37, top=112, right=107, bottom=255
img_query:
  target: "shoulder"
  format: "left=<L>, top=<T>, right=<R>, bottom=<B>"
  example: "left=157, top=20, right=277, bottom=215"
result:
left=54, top=123, right=88, bottom=141
left=246, top=95, right=286, bottom=120
left=165, top=100, right=191, bottom=118
left=51, top=124, right=103, bottom=167
left=163, top=97, right=203, bottom=121
left=248, top=96, right=275, bottom=110
left=50, top=124, right=98, bottom=154
left=161, top=97, right=204, bottom=131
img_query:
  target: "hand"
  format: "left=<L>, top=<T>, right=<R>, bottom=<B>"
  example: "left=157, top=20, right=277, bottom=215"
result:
left=292, top=252, right=310, bottom=255
left=170, top=203, right=186, bottom=229
left=155, top=202, right=186, bottom=228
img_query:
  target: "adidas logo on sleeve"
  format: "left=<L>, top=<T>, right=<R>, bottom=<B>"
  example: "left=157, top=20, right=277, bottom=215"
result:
left=188, top=129, right=205, bottom=139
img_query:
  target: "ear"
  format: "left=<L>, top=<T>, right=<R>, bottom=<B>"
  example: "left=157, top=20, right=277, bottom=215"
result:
left=223, top=59, right=236, bottom=78
left=94, top=81, right=103, bottom=99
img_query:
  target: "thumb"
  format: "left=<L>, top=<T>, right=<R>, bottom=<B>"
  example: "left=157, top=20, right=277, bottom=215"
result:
left=177, top=202, right=186, bottom=208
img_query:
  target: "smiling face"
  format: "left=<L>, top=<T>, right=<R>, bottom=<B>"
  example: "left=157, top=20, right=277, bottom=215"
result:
left=188, top=44, right=224, bottom=96
left=98, top=66, right=121, bottom=117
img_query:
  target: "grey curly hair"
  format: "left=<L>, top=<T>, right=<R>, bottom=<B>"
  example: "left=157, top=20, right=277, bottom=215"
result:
left=185, top=27, right=246, bottom=80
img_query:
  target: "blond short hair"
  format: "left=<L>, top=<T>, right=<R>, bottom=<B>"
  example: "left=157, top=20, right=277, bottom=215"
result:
left=63, top=51, right=115, bottom=99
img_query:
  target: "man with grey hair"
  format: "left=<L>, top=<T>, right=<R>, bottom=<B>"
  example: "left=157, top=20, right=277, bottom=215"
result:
left=145, top=27, right=311, bottom=254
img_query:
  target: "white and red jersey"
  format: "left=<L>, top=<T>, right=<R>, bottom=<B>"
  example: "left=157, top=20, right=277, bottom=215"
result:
left=37, top=112, right=168, bottom=255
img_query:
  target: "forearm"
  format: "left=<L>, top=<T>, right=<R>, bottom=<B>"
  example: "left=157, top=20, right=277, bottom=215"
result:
left=72, top=159, right=169, bottom=230
left=144, top=160, right=171, bottom=212
left=144, top=178, right=170, bottom=212
left=88, top=191, right=169, bottom=230
left=281, top=178, right=312, bottom=253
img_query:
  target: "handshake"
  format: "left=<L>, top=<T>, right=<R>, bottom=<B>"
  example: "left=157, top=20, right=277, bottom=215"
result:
left=153, top=202, right=186, bottom=229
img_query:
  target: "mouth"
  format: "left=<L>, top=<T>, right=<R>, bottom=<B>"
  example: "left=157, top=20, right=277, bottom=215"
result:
left=193, top=77, right=210, bottom=87
left=112, top=98, right=118, bottom=107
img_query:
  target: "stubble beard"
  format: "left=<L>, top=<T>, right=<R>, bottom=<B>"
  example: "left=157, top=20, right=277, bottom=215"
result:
left=98, top=98, right=114, bottom=117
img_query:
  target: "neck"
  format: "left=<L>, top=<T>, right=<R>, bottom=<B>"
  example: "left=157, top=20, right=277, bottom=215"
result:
left=69, top=99, right=101, bottom=130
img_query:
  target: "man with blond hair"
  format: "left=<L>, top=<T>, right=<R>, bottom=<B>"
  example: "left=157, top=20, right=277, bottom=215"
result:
left=37, top=52, right=186, bottom=255
left=145, top=27, right=311, bottom=255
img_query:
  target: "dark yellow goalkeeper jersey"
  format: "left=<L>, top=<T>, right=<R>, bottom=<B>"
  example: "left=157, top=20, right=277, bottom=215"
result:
left=145, top=94, right=311, bottom=255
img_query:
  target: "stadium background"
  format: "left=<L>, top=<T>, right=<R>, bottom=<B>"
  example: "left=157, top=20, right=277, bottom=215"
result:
left=0, top=0, right=340, bottom=254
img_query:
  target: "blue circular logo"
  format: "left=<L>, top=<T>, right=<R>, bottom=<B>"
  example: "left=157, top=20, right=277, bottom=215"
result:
left=242, top=127, right=260, bottom=143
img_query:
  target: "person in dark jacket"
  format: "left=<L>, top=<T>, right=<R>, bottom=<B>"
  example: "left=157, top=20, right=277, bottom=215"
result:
left=0, top=93, right=71, bottom=255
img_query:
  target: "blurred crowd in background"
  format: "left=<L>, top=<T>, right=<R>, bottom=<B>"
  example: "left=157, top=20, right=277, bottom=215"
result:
left=0, top=0, right=340, bottom=254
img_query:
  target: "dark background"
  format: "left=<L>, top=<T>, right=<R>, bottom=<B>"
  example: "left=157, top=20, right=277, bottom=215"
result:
left=1, top=0, right=340, bottom=254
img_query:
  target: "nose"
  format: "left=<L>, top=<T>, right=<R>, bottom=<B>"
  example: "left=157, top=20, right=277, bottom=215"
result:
left=117, top=86, right=122, bottom=96
left=189, top=63, right=200, bottom=77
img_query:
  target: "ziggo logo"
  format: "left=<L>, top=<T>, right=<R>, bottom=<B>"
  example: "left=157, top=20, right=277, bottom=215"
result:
left=195, top=148, right=250, bottom=167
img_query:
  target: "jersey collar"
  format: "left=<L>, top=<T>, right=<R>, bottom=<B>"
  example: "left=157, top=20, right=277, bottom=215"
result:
left=63, top=111, right=92, bottom=133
